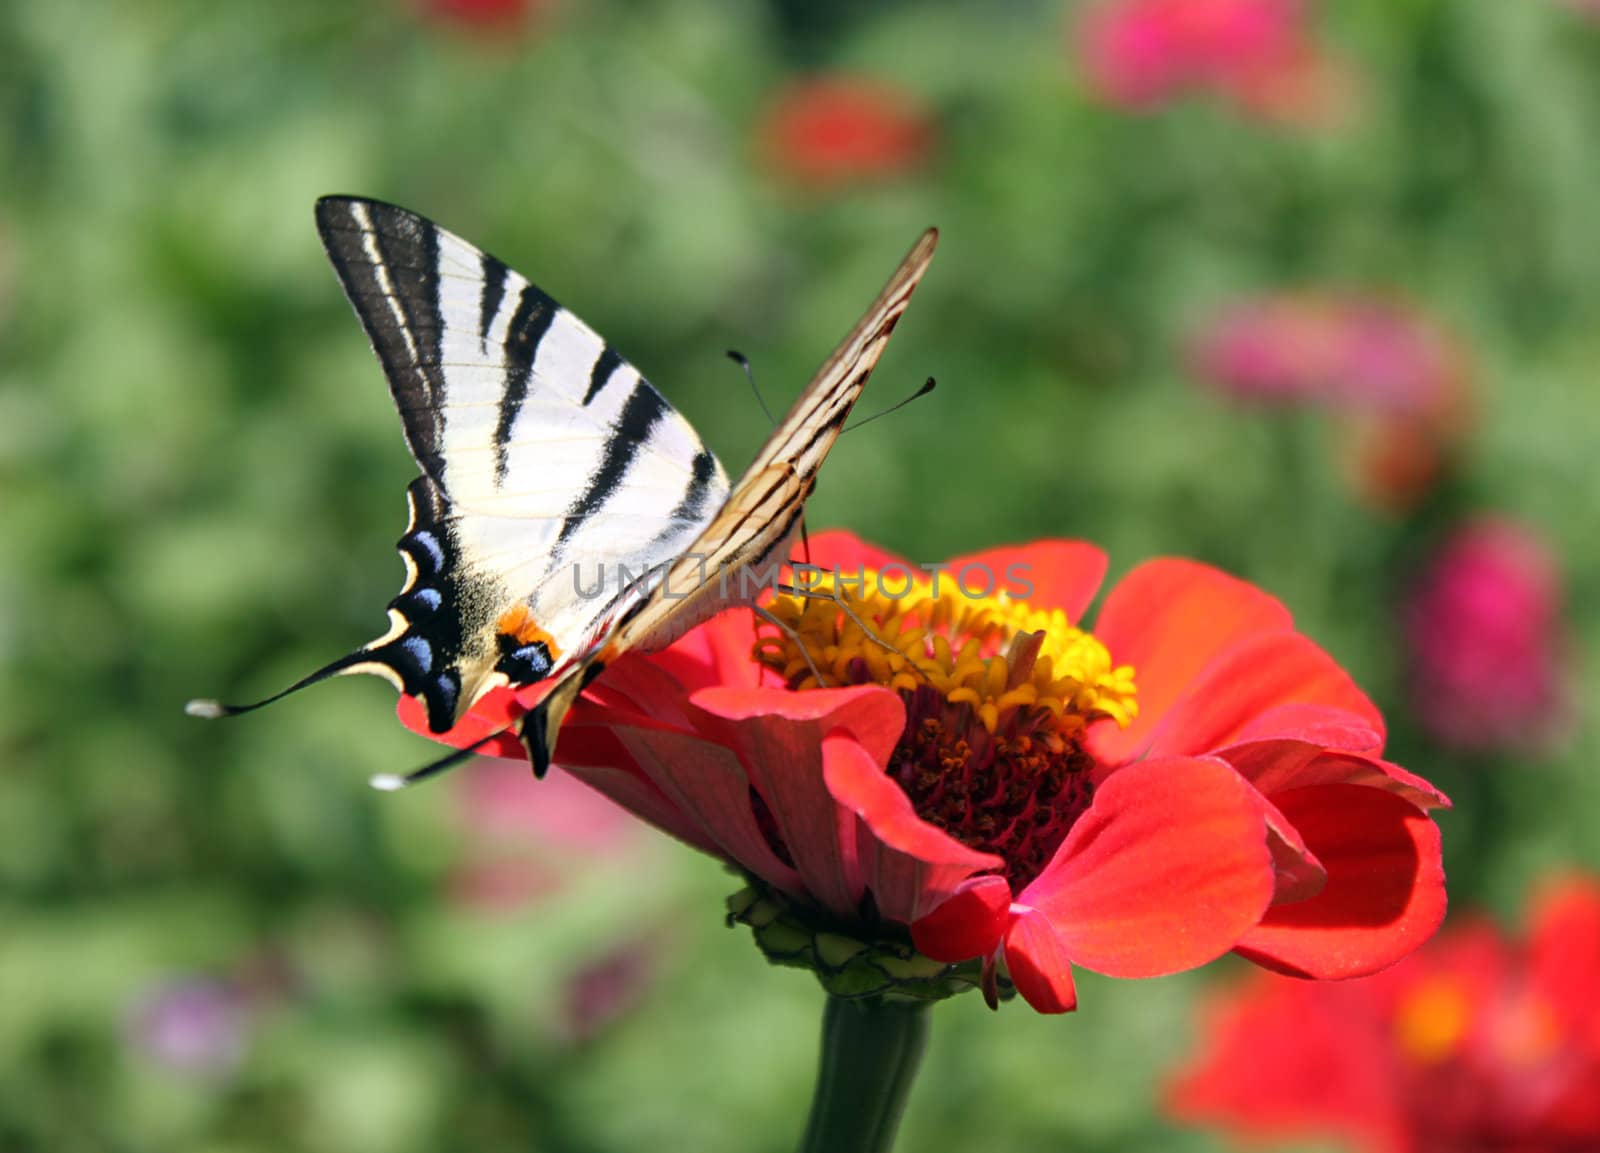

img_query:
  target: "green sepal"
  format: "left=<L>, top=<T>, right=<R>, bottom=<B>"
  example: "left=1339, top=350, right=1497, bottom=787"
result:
left=725, top=881, right=1014, bottom=1005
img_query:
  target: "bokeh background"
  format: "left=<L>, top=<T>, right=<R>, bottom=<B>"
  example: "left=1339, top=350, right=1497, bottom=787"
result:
left=4, top=1, right=1599, bottom=1150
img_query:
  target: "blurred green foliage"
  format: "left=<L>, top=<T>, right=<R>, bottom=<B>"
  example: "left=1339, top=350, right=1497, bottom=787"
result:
left=2, top=1, right=1599, bottom=1150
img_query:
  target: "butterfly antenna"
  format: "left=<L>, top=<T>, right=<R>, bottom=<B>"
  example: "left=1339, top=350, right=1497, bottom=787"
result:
left=843, top=376, right=936, bottom=433
left=368, top=728, right=509, bottom=792
left=726, top=349, right=776, bottom=425
left=184, top=650, right=368, bottom=720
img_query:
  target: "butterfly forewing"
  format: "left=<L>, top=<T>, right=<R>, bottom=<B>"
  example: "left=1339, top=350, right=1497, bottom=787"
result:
left=310, top=198, right=730, bottom=728
left=520, top=227, right=940, bottom=775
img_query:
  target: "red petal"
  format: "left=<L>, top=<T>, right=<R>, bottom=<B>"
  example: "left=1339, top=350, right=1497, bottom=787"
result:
left=911, top=875, right=1012, bottom=962
left=1089, top=559, right=1294, bottom=765
left=1004, top=911, right=1079, bottom=1013
left=1256, top=793, right=1326, bottom=905
left=605, top=723, right=805, bottom=897
left=1234, top=785, right=1446, bottom=978
left=1222, top=742, right=1451, bottom=813
left=1229, top=703, right=1385, bottom=752
left=646, top=608, right=768, bottom=693
left=822, top=734, right=1004, bottom=926
left=1143, top=632, right=1383, bottom=760
left=689, top=684, right=906, bottom=919
left=1014, top=757, right=1275, bottom=978
left=944, top=540, right=1108, bottom=621
left=397, top=687, right=525, bottom=758
left=559, top=759, right=724, bottom=860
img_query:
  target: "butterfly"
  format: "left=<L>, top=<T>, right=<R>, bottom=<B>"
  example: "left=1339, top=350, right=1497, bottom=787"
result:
left=188, top=198, right=938, bottom=781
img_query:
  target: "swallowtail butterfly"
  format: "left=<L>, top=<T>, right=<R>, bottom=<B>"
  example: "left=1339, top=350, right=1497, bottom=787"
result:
left=189, top=198, right=937, bottom=779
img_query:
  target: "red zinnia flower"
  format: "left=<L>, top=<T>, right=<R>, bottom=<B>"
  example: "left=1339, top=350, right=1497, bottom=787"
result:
left=1169, top=874, right=1600, bottom=1153
left=758, top=76, right=933, bottom=192
left=401, top=532, right=1447, bottom=1013
left=1403, top=519, right=1568, bottom=753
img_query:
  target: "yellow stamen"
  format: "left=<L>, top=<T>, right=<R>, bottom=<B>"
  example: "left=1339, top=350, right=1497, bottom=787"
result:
left=755, top=568, right=1138, bottom=737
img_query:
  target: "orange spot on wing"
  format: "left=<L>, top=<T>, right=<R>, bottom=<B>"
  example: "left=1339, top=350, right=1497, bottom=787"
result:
left=496, top=605, right=563, bottom=659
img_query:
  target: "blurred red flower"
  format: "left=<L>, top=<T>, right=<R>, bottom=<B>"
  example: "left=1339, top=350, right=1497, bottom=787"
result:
left=403, top=531, right=1446, bottom=1014
left=758, top=77, right=933, bottom=191
left=1192, top=293, right=1473, bottom=510
left=1073, top=0, right=1347, bottom=124
left=1169, top=874, right=1600, bottom=1153
left=1404, top=519, right=1567, bottom=753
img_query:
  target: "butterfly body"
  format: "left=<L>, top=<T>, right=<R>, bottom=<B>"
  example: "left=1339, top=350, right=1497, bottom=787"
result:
left=191, top=197, right=936, bottom=778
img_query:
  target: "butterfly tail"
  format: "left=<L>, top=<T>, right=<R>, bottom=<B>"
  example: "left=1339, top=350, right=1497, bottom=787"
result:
left=518, top=657, right=608, bottom=778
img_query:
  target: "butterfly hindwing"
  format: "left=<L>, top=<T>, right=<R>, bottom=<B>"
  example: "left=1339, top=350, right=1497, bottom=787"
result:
left=308, top=197, right=730, bottom=729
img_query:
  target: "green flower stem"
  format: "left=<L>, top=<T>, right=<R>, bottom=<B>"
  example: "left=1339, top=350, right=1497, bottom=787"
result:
left=798, top=995, right=932, bottom=1153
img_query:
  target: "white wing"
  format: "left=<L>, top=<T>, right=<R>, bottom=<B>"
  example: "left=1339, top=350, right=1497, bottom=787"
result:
left=301, top=198, right=730, bottom=728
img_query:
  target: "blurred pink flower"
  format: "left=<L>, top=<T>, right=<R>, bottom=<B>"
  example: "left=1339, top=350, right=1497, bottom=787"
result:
left=451, top=758, right=644, bottom=912
left=451, top=761, right=667, bottom=1040
left=127, top=977, right=250, bottom=1077
left=1192, top=293, right=1473, bottom=510
left=758, top=76, right=934, bottom=191
left=1194, top=295, right=1461, bottom=413
left=1404, top=519, right=1567, bottom=752
left=561, top=936, right=661, bottom=1044
left=1073, top=0, right=1347, bottom=124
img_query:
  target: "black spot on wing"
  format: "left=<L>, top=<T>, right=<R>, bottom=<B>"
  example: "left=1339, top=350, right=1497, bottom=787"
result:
left=478, top=252, right=508, bottom=352
left=314, top=198, right=449, bottom=480
left=583, top=346, right=623, bottom=406
left=554, top=381, right=670, bottom=549
left=495, top=635, right=554, bottom=685
left=493, top=284, right=559, bottom=485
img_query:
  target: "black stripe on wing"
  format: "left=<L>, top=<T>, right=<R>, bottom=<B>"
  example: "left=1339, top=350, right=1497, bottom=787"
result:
left=656, top=449, right=721, bottom=539
left=492, top=283, right=560, bottom=484
left=583, top=347, right=623, bottom=405
left=553, top=381, right=670, bottom=549
left=315, top=197, right=450, bottom=480
left=477, top=252, right=509, bottom=352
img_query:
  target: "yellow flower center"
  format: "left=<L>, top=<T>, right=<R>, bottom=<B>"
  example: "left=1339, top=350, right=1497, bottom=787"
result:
left=754, top=566, right=1137, bottom=886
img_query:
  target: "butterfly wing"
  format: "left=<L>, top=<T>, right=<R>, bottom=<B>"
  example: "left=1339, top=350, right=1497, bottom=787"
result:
left=200, top=198, right=731, bottom=732
left=520, top=227, right=941, bottom=775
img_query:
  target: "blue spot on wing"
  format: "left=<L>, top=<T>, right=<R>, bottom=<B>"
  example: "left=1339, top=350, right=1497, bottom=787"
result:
left=399, top=635, right=434, bottom=675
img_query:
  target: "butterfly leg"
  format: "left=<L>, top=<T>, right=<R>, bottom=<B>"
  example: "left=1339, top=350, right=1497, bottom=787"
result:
left=769, top=581, right=937, bottom=691
left=751, top=603, right=829, bottom=688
